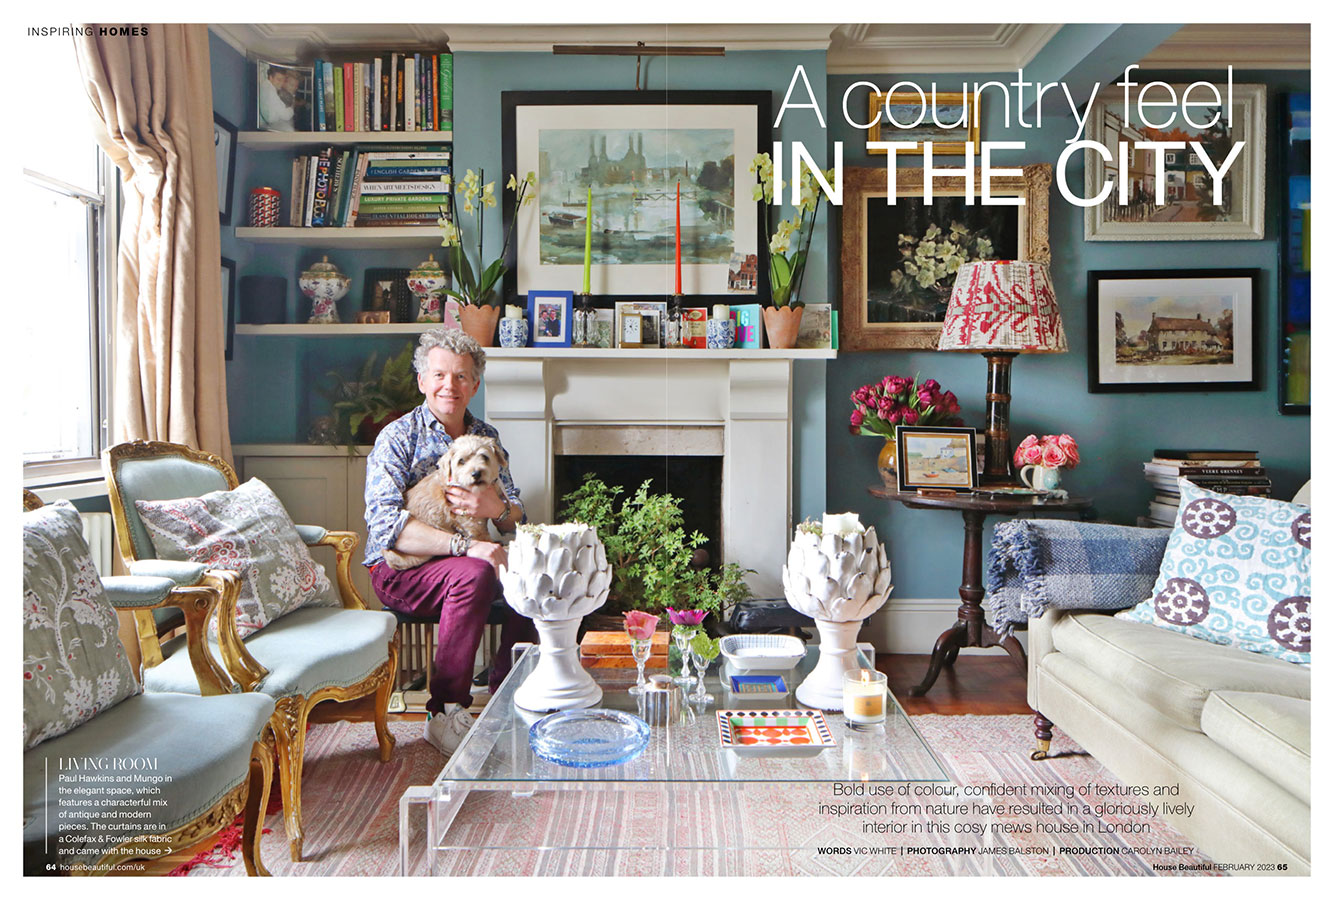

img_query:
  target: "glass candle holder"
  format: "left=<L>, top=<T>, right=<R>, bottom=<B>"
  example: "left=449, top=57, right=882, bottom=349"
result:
left=842, top=669, right=887, bottom=730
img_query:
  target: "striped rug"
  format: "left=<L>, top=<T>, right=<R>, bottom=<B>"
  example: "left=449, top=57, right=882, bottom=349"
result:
left=186, top=715, right=1214, bottom=877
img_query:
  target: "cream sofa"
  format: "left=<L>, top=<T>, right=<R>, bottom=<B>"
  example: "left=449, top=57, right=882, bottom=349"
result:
left=1028, top=603, right=1310, bottom=875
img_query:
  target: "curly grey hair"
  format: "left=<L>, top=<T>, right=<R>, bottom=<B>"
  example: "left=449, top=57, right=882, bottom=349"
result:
left=413, top=328, right=486, bottom=380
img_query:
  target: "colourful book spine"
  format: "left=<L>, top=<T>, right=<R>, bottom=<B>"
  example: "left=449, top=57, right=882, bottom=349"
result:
left=289, top=158, right=304, bottom=226
left=344, top=154, right=371, bottom=226
left=684, top=308, right=708, bottom=348
left=405, top=57, right=416, bottom=132
left=430, top=54, right=439, bottom=130
left=310, top=151, right=334, bottom=226
left=395, top=57, right=404, bottom=131
left=414, top=53, right=423, bottom=131
left=362, top=167, right=450, bottom=180
left=372, top=57, right=382, bottom=131
left=322, top=62, right=336, bottom=131
left=332, top=73, right=344, bottom=132
left=364, top=150, right=451, bottom=160
left=379, top=54, right=392, bottom=130
left=352, top=64, right=363, bottom=132
left=313, top=60, right=325, bottom=130
left=360, top=180, right=452, bottom=194
left=342, top=64, right=354, bottom=132
left=356, top=199, right=448, bottom=212
left=304, top=156, right=319, bottom=226
left=364, top=62, right=373, bottom=131
left=440, top=53, right=452, bottom=130
left=326, top=151, right=349, bottom=226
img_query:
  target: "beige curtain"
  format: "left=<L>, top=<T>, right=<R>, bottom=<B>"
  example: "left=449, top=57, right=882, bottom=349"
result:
left=74, top=25, right=232, bottom=463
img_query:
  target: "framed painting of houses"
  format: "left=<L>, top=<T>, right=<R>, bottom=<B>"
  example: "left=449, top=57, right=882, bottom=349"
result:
left=1277, top=92, right=1310, bottom=415
left=501, top=90, right=771, bottom=309
left=1087, top=268, right=1260, bottom=393
left=839, top=163, right=1052, bottom=351
left=1083, top=83, right=1266, bottom=241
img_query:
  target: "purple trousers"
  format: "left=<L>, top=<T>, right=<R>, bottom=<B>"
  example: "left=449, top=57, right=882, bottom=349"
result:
left=369, top=557, right=536, bottom=713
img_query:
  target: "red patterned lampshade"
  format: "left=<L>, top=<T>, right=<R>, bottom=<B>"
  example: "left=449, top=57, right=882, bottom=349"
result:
left=937, top=260, right=1067, bottom=353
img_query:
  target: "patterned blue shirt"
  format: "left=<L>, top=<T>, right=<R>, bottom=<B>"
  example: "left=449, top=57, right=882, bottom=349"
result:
left=362, top=402, right=524, bottom=567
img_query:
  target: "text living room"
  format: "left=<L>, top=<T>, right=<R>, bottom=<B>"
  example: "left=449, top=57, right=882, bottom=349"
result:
left=20, top=21, right=1310, bottom=877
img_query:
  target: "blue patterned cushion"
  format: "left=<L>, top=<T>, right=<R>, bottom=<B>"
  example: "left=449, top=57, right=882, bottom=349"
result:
left=1117, top=479, right=1311, bottom=666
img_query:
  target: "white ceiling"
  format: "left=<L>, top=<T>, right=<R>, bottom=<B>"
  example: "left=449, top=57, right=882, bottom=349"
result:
left=209, top=23, right=1309, bottom=72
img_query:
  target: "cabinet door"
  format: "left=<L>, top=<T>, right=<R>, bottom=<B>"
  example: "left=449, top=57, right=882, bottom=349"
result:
left=345, top=455, right=377, bottom=608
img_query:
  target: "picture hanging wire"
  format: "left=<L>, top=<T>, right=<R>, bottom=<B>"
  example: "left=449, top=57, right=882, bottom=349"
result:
left=552, top=42, right=725, bottom=90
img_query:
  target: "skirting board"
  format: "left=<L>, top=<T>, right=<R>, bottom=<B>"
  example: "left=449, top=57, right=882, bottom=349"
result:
left=863, top=600, right=1030, bottom=656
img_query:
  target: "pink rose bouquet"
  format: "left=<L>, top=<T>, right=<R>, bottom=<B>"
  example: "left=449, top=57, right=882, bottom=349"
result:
left=1013, top=433, right=1079, bottom=469
left=849, top=374, right=964, bottom=439
left=623, top=610, right=660, bottom=641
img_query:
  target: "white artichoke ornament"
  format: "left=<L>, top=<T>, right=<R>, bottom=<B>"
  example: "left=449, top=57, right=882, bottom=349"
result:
left=782, top=515, right=893, bottom=711
left=501, top=523, right=611, bottom=712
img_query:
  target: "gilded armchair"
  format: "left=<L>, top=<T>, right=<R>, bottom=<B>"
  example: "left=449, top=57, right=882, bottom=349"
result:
left=22, top=491, right=274, bottom=876
left=102, top=441, right=400, bottom=862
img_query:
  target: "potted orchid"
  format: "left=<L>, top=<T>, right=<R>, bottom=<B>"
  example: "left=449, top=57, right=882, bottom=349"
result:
left=1013, top=434, right=1080, bottom=492
left=748, top=152, right=836, bottom=348
left=848, top=375, right=965, bottom=488
left=437, top=168, right=537, bottom=344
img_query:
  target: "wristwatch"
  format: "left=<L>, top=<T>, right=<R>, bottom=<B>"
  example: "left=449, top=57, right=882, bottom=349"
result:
left=494, top=492, right=513, bottom=525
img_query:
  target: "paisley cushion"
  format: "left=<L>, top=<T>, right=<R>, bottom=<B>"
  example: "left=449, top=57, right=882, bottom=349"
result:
left=1118, top=480, right=1310, bottom=666
left=134, top=478, right=340, bottom=637
left=23, top=502, right=140, bottom=750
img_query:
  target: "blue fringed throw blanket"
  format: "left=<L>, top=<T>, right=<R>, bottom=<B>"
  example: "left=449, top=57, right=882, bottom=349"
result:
left=985, top=520, right=1171, bottom=638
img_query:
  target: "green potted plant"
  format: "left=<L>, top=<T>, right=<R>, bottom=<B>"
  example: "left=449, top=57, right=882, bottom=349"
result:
left=436, top=168, right=537, bottom=345
left=747, top=152, right=836, bottom=348
left=320, top=342, right=421, bottom=452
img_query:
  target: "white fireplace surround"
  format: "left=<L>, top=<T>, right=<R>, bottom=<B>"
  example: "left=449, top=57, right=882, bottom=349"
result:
left=484, top=354, right=797, bottom=597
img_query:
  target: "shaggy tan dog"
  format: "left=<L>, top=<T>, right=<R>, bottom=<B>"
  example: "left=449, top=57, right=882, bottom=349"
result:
left=382, top=434, right=506, bottom=570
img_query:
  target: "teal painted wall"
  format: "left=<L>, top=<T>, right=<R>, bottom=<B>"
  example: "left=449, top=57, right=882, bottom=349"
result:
left=214, top=34, right=1311, bottom=600
left=825, top=69, right=1311, bottom=599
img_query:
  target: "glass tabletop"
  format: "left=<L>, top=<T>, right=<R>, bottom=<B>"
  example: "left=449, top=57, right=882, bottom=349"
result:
left=435, top=646, right=949, bottom=788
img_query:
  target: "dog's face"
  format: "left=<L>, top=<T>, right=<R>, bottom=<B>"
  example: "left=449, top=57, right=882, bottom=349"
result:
left=442, top=434, right=505, bottom=489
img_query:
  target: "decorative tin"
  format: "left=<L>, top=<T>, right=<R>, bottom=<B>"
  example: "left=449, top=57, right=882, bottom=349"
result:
left=299, top=256, right=350, bottom=324
left=407, top=254, right=449, bottom=323
left=249, top=186, right=281, bottom=227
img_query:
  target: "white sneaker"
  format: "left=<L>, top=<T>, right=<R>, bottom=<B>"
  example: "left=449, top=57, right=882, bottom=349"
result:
left=423, top=704, right=475, bottom=757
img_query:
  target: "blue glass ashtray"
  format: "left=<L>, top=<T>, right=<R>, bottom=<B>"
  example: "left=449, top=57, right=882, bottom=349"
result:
left=529, top=708, right=651, bottom=768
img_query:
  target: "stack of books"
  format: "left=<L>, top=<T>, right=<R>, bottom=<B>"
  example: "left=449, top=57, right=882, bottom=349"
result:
left=1141, top=449, right=1272, bottom=526
left=313, top=52, right=452, bottom=133
left=288, top=146, right=451, bottom=228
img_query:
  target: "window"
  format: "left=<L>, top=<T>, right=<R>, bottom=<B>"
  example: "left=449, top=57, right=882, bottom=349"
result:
left=21, top=39, right=113, bottom=479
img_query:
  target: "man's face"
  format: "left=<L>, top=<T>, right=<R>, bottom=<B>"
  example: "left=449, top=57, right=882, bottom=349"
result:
left=417, top=347, right=479, bottom=423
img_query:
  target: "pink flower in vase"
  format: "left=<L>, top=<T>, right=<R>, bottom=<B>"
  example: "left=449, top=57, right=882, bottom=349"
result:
left=1022, top=444, right=1044, bottom=466
left=1041, top=442, right=1067, bottom=468
left=1056, top=434, right=1080, bottom=466
left=666, top=607, right=708, bottom=627
left=624, top=610, right=659, bottom=641
left=1013, top=434, right=1040, bottom=468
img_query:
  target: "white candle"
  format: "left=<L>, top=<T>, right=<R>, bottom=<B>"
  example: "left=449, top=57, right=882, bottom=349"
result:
left=843, top=669, right=887, bottom=727
left=712, top=304, right=730, bottom=320
left=505, top=304, right=524, bottom=319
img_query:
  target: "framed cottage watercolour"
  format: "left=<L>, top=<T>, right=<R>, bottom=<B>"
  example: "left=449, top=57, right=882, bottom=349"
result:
left=839, top=163, right=1052, bottom=351
left=1083, top=83, right=1266, bottom=241
left=1087, top=268, right=1260, bottom=393
left=895, top=425, right=978, bottom=493
left=502, top=90, right=771, bottom=307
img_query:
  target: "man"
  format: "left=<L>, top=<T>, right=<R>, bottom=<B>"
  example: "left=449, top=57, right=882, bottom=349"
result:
left=363, top=329, right=534, bottom=756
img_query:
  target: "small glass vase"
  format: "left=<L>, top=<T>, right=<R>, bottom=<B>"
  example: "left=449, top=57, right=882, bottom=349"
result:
left=671, top=628, right=695, bottom=685
left=690, top=651, right=716, bottom=705
left=628, top=637, right=652, bottom=695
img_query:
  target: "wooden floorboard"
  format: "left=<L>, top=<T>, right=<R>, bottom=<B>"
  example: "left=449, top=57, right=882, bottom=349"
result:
left=390, top=653, right=1032, bottom=721
left=879, top=653, right=1032, bottom=716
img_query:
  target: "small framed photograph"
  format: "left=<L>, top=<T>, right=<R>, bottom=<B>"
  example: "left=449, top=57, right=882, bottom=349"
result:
left=221, top=257, right=237, bottom=360
left=614, top=301, right=666, bottom=348
left=363, top=268, right=418, bottom=324
left=213, top=113, right=237, bottom=225
left=617, top=308, right=648, bottom=348
left=868, top=90, right=980, bottom=156
left=526, top=290, right=574, bottom=347
left=256, top=59, right=313, bottom=132
left=895, top=425, right=978, bottom=493
left=1087, top=268, right=1260, bottom=393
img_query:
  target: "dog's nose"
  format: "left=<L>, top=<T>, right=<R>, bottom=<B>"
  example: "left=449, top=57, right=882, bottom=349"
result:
left=470, top=468, right=483, bottom=481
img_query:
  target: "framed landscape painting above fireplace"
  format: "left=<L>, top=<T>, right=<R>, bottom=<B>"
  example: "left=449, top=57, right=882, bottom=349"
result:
left=502, top=90, right=771, bottom=307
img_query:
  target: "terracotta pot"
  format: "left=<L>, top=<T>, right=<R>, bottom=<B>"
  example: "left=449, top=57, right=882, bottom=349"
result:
left=458, top=303, right=501, bottom=346
left=877, top=438, right=898, bottom=489
left=762, top=304, right=803, bottom=349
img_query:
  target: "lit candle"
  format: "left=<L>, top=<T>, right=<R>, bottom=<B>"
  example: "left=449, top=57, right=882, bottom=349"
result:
left=843, top=669, right=887, bottom=729
left=675, top=180, right=682, bottom=295
left=583, top=186, right=592, bottom=295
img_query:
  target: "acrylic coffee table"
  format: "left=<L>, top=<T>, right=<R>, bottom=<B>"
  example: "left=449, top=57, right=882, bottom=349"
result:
left=398, top=644, right=949, bottom=875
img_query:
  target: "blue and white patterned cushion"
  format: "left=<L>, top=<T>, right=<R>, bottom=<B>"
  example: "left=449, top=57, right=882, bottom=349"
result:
left=1117, top=479, right=1311, bottom=666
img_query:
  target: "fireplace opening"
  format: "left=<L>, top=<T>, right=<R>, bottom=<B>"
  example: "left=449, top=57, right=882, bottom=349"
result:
left=553, top=455, right=724, bottom=571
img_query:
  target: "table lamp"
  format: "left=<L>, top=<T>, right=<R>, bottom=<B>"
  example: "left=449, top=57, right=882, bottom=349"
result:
left=936, top=260, right=1067, bottom=485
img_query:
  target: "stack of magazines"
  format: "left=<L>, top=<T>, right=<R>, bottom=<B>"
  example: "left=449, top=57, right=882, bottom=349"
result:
left=288, top=146, right=451, bottom=228
left=1141, top=449, right=1272, bottom=526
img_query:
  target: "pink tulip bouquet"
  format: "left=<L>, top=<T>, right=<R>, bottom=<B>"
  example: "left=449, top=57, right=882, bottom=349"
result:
left=623, top=610, right=660, bottom=641
left=849, top=374, right=964, bottom=439
left=1013, top=434, right=1080, bottom=469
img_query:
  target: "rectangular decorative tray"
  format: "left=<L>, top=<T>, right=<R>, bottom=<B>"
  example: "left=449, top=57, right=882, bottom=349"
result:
left=716, top=710, right=836, bottom=758
left=718, top=634, right=805, bottom=672
left=727, top=674, right=788, bottom=697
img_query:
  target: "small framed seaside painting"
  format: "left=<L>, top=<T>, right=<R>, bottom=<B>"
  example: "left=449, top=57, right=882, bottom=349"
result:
left=895, top=425, right=978, bottom=493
